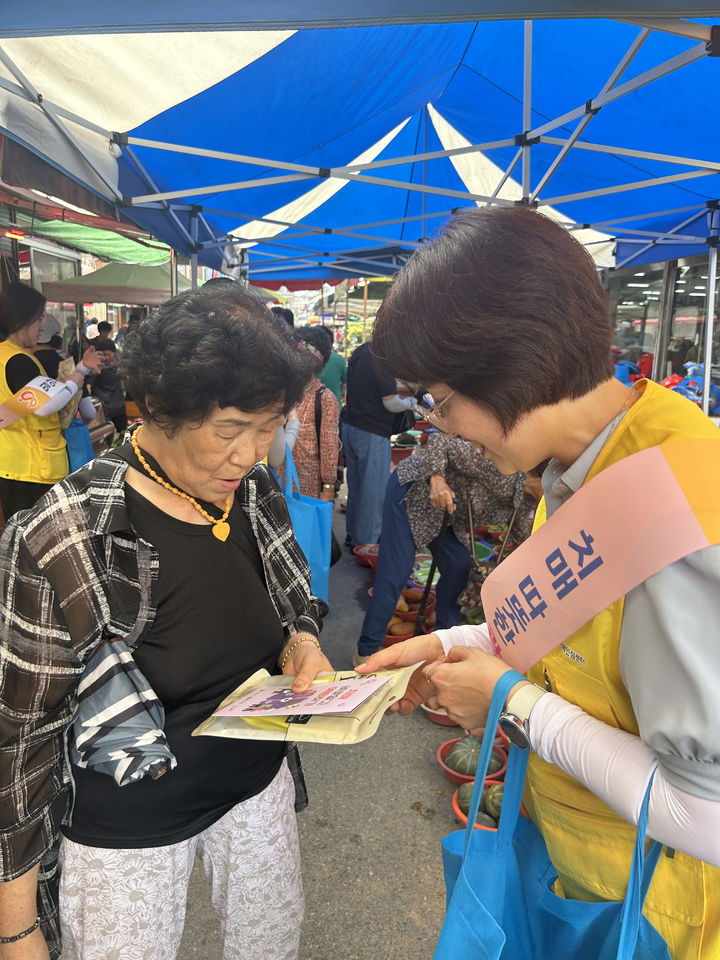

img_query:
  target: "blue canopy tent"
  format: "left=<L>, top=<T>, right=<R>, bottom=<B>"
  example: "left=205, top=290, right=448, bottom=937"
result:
left=0, top=10, right=718, bottom=405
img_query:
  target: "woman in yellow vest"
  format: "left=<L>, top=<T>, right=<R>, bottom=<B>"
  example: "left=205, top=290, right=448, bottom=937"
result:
left=0, top=282, right=101, bottom=520
left=359, top=206, right=720, bottom=958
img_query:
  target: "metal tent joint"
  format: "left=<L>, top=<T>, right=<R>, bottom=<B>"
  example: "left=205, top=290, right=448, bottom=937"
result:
left=707, top=236, right=719, bottom=249
left=113, top=132, right=129, bottom=146
left=584, top=100, right=600, bottom=116
left=706, top=25, right=720, bottom=56
left=513, top=133, right=540, bottom=147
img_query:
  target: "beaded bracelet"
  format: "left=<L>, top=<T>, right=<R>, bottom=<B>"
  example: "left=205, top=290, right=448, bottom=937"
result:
left=279, top=635, right=322, bottom=671
left=0, top=917, right=40, bottom=943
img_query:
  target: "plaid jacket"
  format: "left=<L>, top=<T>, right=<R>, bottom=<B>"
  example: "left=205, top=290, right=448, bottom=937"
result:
left=0, top=448, right=325, bottom=958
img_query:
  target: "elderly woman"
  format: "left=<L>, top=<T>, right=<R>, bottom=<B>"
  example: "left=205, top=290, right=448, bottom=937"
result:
left=354, top=431, right=534, bottom=666
left=0, top=286, right=332, bottom=960
left=359, top=205, right=720, bottom=958
left=0, top=282, right=101, bottom=520
left=268, top=325, right=340, bottom=501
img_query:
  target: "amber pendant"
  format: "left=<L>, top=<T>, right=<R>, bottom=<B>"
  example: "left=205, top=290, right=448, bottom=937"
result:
left=212, top=520, right=230, bottom=542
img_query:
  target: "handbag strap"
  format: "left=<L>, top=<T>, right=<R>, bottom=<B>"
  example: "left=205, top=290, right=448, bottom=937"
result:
left=314, top=386, right=324, bottom=447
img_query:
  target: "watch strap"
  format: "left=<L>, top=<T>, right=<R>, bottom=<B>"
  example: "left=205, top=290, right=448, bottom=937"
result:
left=505, top=683, right=546, bottom=724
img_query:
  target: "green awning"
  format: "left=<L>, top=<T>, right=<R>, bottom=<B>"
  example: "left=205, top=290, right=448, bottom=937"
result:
left=17, top=213, right=171, bottom=265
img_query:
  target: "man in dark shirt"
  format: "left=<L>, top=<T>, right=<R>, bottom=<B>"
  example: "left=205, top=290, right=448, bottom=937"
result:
left=341, top=341, right=416, bottom=550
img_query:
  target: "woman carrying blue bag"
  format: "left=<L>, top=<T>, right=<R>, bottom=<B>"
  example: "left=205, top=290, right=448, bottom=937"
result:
left=359, top=206, right=720, bottom=959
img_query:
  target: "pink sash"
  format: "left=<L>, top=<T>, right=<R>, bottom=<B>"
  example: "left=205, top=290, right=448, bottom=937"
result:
left=481, top=439, right=720, bottom=672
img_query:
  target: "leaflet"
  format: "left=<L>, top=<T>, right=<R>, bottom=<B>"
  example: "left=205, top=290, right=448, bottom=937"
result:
left=193, top=663, right=421, bottom=746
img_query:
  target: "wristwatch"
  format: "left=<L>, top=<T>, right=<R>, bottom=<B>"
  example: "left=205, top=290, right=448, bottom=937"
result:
left=498, top=683, right=546, bottom=750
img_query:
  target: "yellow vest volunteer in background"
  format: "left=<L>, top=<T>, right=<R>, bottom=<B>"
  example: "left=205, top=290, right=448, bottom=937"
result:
left=0, top=283, right=101, bottom=521
left=357, top=204, right=720, bottom=959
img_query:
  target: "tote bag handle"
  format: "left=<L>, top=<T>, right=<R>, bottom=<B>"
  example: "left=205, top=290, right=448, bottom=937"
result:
left=283, top=444, right=301, bottom=498
left=461, top=670, right=663, bottom=960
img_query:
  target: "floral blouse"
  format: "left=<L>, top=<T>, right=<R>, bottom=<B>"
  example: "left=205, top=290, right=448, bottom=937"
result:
left=283, top=378, right=340, bottom=499
left=395, top=432, right=535, bottom=549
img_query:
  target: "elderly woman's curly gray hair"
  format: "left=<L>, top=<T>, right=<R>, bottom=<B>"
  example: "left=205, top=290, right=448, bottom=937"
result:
left=120, top=285, right=315, bottom=434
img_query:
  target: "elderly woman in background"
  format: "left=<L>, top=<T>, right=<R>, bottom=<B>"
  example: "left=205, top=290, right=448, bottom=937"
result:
left=269, top=326, right=340, bottom=501
left=0, top=285, right=331, bottom=960
left=0, top=282, right=101, bottom=520
left=359, top=205, right=720, bottom=958
left=354, top=431, right=536, bottom=666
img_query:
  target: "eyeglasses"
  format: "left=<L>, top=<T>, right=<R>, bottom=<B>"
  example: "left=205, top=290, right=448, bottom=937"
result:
left=417, top=390, right=455, bottom=431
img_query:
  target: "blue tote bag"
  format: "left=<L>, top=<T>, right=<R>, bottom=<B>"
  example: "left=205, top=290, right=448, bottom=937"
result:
left=282, top=445, right=333, bottom=603
left=434, top=670, right=671, bottom=960
left=63, top=416, right=95, bottom=473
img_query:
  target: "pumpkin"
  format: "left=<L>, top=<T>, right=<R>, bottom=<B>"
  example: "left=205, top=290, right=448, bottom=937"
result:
left=445, top=734, right=483, bottom=776
left=474, top=811, right=498, bottom=829
left=457, top=781, right=474, bottom=814
left=482, top=782, right=504, bottom=820
left=487, top=748, right=504, bottom=777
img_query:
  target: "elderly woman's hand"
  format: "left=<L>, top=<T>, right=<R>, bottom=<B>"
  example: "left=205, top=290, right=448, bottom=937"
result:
left=429, top=474, right=456, bottom=513
left=281, top=636, right=334, bottom=693
left=425, top=646, right=527, bottom=732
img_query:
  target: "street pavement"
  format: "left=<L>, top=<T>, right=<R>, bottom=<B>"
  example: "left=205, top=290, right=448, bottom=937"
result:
left=176, top=510, right=459, bottom=960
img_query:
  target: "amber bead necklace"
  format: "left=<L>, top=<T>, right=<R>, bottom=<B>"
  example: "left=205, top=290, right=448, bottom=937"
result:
left=130, top=425, right=232, bottom=542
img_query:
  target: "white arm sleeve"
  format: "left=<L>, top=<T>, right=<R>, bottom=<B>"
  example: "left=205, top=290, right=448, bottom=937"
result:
left=266, top=418, right=300, bottom=468
left=530, top=693, right=720, bottom=868
left=33, top=379, right=78, bottom=415
left=382, top=394, right=416, bottom=413
left=434, top=621, right=495, bottom=655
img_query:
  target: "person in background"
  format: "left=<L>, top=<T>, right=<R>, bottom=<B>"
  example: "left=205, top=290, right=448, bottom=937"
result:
left=353, top=432, right=535, bottom=666
left=341, top=340, right=417, bottom=549
left=360, top=204, right=720, bottom=959
left=271, top=306, right=295, bottom=329
left=33, top=312, right=63, bottom=379
left=317, top=326, right=347, bottom=407
left=89, top=339, right=128, bottom=434
left=275, top=326, right=340, bottom=501
left=0, top=283, right=330, bottom=960
left=97, top=320, right=114, bottom=342
left=0, top=282, right=101, bottom=520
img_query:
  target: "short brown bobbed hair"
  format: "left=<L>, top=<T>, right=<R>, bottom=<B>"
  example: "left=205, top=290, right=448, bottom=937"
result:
left=372, top=205, right=614, bottom=431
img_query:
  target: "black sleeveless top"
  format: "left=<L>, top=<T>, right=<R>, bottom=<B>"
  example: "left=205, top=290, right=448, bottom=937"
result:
left=63, top=444, right=286, bottom=847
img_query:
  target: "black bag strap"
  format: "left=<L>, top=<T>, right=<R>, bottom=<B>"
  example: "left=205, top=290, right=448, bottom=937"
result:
left=314, top=386, right=324, bottom=446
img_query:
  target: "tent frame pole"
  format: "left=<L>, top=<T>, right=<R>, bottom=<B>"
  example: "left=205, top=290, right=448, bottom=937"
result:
left=540, top=169, right=716, bottom=208
left=527, top=41, right=707, bottom=141
left=701, top=206, right=719, bottom=415
left=651, top=260, right=678, bottom=383
left=531, top=27, right=650, bottom=201
left=124, top=145, right=195, bottom=247
left=615, top=209, right=708, bottom=269
left=521, top=21, right=532, bottom=201
left=190, top=209, right=199, bottom=289
left=0, top=45, right=122, bottom=202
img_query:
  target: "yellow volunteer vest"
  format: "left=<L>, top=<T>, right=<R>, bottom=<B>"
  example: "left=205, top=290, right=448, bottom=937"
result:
left=524, top=379, right=720, bottom=960
left=0, top=339, right=68, bottom=484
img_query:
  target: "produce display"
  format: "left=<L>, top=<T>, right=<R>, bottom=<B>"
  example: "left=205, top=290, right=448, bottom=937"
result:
left=455, top=779, right=505, bottom=827
left=384, top=587, right=436, bottom=643
left=410, top=559, right=441, bottom=588
left=445, top=734, right=504, bottom=779
left=394, top=431, right=420, bottom=446
left=461, top=605, right=485, bottom=626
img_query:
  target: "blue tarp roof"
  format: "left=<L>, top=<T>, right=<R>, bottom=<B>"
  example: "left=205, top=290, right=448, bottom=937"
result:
left=0, top=15, right=718, bottom=277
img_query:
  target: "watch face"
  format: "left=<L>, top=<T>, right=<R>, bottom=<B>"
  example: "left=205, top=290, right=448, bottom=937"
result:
left=499, top=714, right=530, bottom=750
